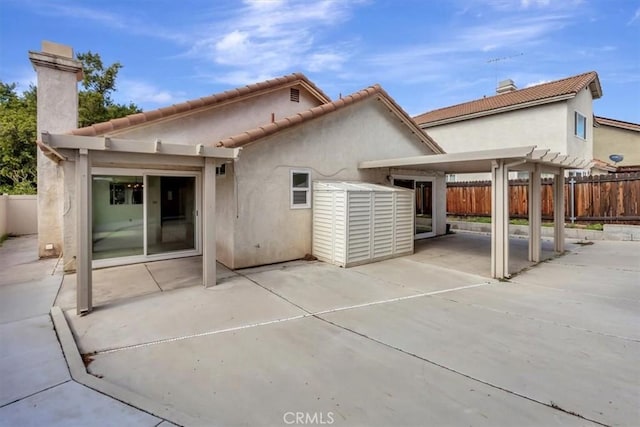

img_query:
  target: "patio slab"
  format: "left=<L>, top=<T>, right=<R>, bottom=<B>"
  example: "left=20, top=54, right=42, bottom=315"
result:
left=65, top=274, right=306, bottom=354
left=88, top=315, right=588, bottom=427
left=0, top=380, right=161, bottom=427
left=0, top=274, right=62, bottom=324
left=0, top=315, right=70, bottom=406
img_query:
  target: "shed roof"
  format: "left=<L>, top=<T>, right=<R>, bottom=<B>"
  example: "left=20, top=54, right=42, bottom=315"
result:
left=70, top=73, right=332, bottom=137
left=414, top=71, right=602, bottom=127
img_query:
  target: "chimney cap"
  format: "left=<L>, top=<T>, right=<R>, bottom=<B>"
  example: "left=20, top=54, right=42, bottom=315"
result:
left=496, top=79, right=517, bottom=94
left=41, top=41, right=73, bottom=59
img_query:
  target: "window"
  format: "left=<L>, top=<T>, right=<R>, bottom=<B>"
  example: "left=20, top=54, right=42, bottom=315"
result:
left=574, top=111, right=587, bottom=139
left=290, top=169, right=310, bottom=208
left=215, top=164, right=226, bottom=176
left=445, top=174, right=456, bottom=183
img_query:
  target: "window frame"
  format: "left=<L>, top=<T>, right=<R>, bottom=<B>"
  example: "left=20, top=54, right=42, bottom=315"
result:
left=574, top=111, right=587, bottom=140
left=290, top=169, right=311, bottom=209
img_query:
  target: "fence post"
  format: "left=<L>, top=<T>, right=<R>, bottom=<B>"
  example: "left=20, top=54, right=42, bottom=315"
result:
left=569, top=176, right=576, bottom=224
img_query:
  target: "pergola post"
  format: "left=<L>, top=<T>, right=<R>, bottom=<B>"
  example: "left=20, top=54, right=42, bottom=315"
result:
left=553, top=169, right=565, bottom=253
left=202, top=158, right=217, bottom=287
left=491, top=159, right=509, bottom=278
left=528, top=163, right=542, bottom=262
left=76, top=148, right=92, bottom=314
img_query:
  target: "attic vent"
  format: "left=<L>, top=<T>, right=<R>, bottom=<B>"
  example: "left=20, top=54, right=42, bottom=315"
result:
left=290, top=88, right=300, bottom=102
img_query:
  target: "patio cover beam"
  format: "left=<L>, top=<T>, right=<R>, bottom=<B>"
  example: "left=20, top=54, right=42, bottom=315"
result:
left=41, top=133, right=240, bottom=159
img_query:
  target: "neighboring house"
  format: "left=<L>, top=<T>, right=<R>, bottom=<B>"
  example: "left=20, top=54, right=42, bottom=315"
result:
left=31, top=42, right=446, bottom=274
left=593, top=116, right=640, bottom=173
left=413, top=71, right=604, bottom=180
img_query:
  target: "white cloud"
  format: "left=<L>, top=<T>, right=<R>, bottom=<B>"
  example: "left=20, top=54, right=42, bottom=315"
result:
left=118, top=80, right=185, bottom=106
left=628, top=8, right=640, bottom=25
left=188, top=0, right=363, bottom=84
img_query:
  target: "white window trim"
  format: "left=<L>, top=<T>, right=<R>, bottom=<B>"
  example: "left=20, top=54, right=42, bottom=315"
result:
left=574, top=110, right=587, bottom=140
left=290, top=168, right=311, bottom=209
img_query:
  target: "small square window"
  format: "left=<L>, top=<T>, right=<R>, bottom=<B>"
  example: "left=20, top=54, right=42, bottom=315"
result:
left=574, top=111, right=586, bottom=139
left=216, top=164, right=226, bottom=176
left=290, top=169, right=310, bottom=209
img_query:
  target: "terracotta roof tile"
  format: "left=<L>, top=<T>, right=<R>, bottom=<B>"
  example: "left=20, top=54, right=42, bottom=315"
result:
left=414, top=71, right=602, bottom=126
left=70, top=72, right=332, bottom=136
left=595, top=116, right=640, bottom=132
left=216, top=84, right=444, bottom=154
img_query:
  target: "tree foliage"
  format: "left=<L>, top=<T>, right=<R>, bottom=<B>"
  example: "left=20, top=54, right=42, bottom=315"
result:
left=0, top=52, right=141, bottom=194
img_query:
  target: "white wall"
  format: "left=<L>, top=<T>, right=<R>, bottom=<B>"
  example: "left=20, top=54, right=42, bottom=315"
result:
left=425, top=101, right=569, bottom=155
left=566, top=88, right=594, bottom=160
left=111, top=86, right=323, bottom=144
left=0, top=195, right=38, bottom=236
left=230, top=98, right=443, bottom=269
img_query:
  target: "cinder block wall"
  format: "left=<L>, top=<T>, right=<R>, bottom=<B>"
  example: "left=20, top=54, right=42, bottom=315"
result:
left=0, top=195, right=38, bottom=236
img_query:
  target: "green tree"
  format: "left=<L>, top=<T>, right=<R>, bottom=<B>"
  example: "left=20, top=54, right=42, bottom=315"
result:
left=77, top=52, right=140, bottom=127
left=0, top=52, right=141, bottom=194
left=0, top=82, right=37, bottom=194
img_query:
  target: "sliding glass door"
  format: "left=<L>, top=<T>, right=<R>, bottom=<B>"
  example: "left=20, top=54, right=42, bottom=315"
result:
left=393, top=177, right=436, bottom=239
left=92, top=170, right=199, bottom=265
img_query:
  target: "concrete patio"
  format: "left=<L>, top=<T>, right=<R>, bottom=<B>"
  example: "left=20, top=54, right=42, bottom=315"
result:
left=1, top=232, right=638, bottom=426
left=55, top=232, right=638, bottom=426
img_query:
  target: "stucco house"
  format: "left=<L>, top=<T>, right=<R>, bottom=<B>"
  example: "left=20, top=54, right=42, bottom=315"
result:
left=413, top=71, right=605, bottom=180
left=31, top=41, right=447, bottom=279
left=593, top=116, right=640, bottom=173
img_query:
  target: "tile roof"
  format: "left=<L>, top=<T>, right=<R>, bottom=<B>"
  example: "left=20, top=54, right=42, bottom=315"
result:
left=215, top=84, right=444, bottom=154
left=414, top=71, right=602, bottom=126
left=70, top=73, right=332, bottom=136
left=595, top=116, right=640, bottom=132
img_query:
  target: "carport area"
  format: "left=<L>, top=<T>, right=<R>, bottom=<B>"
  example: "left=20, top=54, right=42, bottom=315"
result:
left=53, top=233, right=639, bottom=427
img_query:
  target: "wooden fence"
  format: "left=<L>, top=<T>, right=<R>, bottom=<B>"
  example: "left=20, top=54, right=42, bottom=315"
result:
left=446, top=172, right=640, bottom=223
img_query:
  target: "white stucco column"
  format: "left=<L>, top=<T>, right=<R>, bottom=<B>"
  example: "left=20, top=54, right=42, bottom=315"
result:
left=75, top=149, right=92, bottom=314
left=553, top=169, right=565, bottom=253
left=528, top=164, right=542, bottom=262
left=491, top=160, right=509, bottom=278
left=203, top=158, right=217, bottom=287
left=29, top=41, right=82, bottom=258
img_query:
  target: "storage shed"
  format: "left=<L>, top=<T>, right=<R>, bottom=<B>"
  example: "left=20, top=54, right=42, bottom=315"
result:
left=312, top=181, right=414, bottom=267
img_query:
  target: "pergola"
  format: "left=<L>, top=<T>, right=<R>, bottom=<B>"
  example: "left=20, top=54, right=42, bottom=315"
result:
left=359, top=146, right=592, bottom=279
left=39, top=133, right=239, bottom=315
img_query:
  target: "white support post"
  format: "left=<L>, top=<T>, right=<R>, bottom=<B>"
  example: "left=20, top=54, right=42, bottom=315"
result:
left=553, top=169, right=565, bottom=253
left=202, top=158, right=217, bottom=287
left=528, top=164, right=542, bottom=262
left=76, top=149, right=92, bottom=314
left=491, top=160, right=510, bottom=279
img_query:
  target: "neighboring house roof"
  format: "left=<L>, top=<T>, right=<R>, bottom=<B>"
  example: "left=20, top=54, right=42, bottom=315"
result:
left=215, top=84, right=445, bottom=154
left=594, top=116, right=640, bottom=132
left=414, top=71, right=602, bottom=127
left=591, top=158, right=617, bottom=172
left=70, top=73, right=332, bottom=137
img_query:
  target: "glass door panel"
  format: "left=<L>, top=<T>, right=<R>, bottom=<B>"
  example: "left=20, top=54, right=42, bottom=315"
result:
left=394, top=178, right=435, bottom=238
left=146, top=176, right=196, bottom=255
left=92, top=175, right=144, bottom=260
left=415, top=181, right=433, bottom=236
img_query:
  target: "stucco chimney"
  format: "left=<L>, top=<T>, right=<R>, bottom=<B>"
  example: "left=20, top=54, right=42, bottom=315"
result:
left=29, top=41, right=83, bottom=258
left=496, top=79, right=517, bottom=94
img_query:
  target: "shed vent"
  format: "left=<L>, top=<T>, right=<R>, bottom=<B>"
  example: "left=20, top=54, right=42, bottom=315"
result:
left=290, top=88, right=300, bottom=102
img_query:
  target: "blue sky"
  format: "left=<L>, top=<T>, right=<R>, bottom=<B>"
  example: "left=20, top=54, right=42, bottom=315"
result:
left=1, top=0, right=639, bottom=123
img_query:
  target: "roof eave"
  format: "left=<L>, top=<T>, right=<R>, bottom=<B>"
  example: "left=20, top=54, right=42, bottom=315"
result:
left=419, top=94, right=576, bottom=128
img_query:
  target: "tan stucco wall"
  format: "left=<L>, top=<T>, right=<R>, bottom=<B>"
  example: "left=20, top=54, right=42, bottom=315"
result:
left=230, top=98, right=443, bottom=269
left=594, top=124, right=640, bottom=167
left=0, top=195, right=38, bottom=236
left=111, top=85, right=323, bottom=144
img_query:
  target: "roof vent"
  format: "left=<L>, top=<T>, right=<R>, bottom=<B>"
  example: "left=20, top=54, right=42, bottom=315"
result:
left=496, top=79, right=517, bottom=94
left=290, top=88, right=300, bottom=102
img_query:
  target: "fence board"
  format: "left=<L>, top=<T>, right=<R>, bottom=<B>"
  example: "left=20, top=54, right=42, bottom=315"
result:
left=446, top=173, right=640, bottom=223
